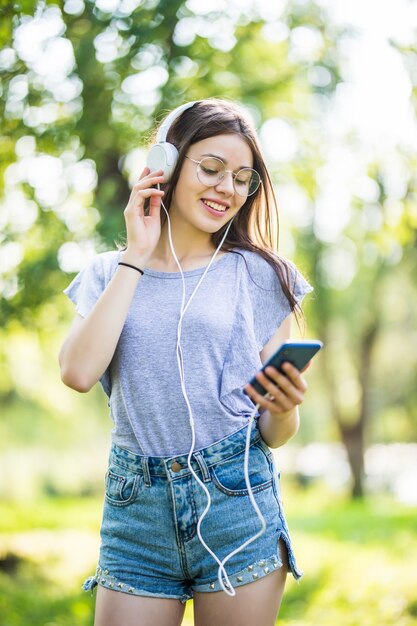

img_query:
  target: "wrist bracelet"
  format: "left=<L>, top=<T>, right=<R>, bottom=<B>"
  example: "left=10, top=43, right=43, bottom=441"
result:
left=118, top=262, right=144, bottom=275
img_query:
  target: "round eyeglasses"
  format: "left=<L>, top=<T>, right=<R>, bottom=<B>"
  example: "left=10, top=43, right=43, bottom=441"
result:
left=185, top=156, right=262, bottom=197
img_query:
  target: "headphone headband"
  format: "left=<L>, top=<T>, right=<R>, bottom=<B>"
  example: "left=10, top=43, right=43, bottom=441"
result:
left=156, top=100, right=200, bottom=143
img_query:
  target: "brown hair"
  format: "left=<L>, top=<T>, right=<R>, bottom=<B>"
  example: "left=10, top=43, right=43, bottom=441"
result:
left=152, top=98, right=305, bottom=327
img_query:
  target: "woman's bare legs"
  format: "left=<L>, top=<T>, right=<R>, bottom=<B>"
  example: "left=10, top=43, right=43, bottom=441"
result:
left=193, top=539, right=290, bottom=626
left=94, top=586, right=186, bottom=626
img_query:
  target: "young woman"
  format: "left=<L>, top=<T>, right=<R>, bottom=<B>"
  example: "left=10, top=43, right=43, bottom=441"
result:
left=59, top=98, right=313, bottom=626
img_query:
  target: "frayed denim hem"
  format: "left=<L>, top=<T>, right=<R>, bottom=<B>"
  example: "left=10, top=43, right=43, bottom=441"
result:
left=82, top=566, right=191, bottom=604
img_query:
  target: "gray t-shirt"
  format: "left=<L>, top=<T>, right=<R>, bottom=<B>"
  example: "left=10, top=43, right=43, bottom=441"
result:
left=63, top=247, right=313, bottom=456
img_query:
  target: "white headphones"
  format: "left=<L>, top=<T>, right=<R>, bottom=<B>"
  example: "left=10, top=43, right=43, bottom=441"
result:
left=146, top=101, right=200, bottom=181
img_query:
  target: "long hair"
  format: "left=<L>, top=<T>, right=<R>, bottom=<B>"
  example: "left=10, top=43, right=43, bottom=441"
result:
left=152, top=98, right=304, bottom=326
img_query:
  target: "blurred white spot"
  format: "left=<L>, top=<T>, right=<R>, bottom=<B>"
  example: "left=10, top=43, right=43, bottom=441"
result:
left=122, top=67, right=168, bottom=94
left=319, top=239, right=357, bottom=289
left=295, top=443, right=351, bottom=489
left=58, top=241, right=97, bottom=272
left=14, top=9, right=66, bottom=66
left=365, top=443, right=417, bottom=504
left=95, top=0, right=120, bottom=11
left=131, top=44, right=164, bottom=71
left=260, top=118, right=298, bottom=163
left=66, top=160, right=98, bottom=193
left=55, top=200, right=99, bottom=233
left=0, top=275, right=19, bottom=299
left=36, top=180, right=68, bottom=208
left=0, top=47, right=17, bottom=70
left=52, top=76, right=83, bottom=103
left=123, top=148, right=148, bottom=186
left=23, top=103, right=63, bottom=127
left=172, top=56, right=199, bottom=78
left=352, top=176, right=380, bottom=203
left=186, top=0, right=226, bottom=14
left=25, top=155, right=63, bottom=189
left=317, top=0, right=417, bottom=47
left=8, top=75, right=28, bottom=101
left=0, top=242, right=24, bottom=273
left=364, top=204, right=384, bottom=232
left=0, top=190, right=39, bottom=233
left=34, top=37, right=75, bottom=77
left=262, top=21, right=289, bottom=43
left=64, top=0, right=85, bottom=15
left=15, top=136, right=37, bottom=158
left=289, top=26, right=324, bottom=63
left=308, top=65, right=332, bottom=88
left=173, top=18, right=197, bottom=47
left=256, top=0, right=286, bottom=21
left=278, top=184, right=313, bottom=228
left=118, top=0, right=143, bottom=15
left=94, top=28, right=126, bottom=63
left=394, top=471, right=417, bottom=506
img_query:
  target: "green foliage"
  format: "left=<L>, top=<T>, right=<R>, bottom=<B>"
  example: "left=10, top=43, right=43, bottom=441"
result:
left=1, top=0, right=416, bottom=500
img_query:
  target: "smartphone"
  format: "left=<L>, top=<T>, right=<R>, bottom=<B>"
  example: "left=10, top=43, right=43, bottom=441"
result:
left=248, top=340, right=323, bottom=396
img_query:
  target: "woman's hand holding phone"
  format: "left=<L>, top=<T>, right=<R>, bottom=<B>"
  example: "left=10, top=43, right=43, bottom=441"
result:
left=244, top=360, right=310, bottom=417
left=243, top=340, right=322, bottom=418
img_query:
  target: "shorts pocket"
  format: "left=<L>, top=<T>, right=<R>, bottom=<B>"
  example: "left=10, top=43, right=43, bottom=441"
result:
left=210, top=443, right=273, bottom=497
left=104, top=466, right=142, bottom=507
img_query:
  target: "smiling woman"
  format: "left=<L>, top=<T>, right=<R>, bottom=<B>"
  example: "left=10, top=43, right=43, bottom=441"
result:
left=59, top=98, right=314, bottom=626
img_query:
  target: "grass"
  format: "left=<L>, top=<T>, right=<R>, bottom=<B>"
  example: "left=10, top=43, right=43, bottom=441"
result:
left=0, top=483, right=416, bottom=625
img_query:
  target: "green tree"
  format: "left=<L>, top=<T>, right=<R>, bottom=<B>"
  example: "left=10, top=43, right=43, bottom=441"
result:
left=1, top=0, right=416, bottom=500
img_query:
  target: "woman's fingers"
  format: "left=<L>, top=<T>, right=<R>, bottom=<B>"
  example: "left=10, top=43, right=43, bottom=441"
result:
left=149, top=190, right=165, bottom=214
left=280, top=363, right=308, bottom=391
left=124, top=170, right=165, bottom=218
left=131, top=188, right=165, bottom=199
left=245, top=380, right=292, bottom=413
left=263, top=364, right=306, bottom=404
left=255, top=371, right=294, bottom=410
left=244, top=362, right=308, bottom=414
left=132, top=174, right=165, bottom=192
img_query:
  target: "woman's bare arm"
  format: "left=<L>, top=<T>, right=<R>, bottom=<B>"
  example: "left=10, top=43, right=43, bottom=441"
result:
left=59, top=261, right=145, bottom=392
left=59, top=166, right=165, bottom=392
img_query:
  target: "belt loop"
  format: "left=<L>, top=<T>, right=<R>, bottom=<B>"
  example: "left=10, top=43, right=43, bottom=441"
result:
left=194, top=451, right=210, bottom=483
left=141, top=456, right=151, bottom=486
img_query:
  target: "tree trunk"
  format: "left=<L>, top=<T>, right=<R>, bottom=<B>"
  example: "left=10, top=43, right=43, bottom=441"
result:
left=319, top=311, right=379, bottom=499
left=339, top=421, right=364, bottom=498
left=336, top=318, right=379, bottom=499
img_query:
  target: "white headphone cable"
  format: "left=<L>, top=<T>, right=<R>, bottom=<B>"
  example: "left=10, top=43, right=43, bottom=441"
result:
left=158, top=192, right=267, bottom=596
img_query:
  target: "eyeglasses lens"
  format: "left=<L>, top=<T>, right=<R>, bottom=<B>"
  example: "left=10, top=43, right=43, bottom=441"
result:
left=197, top=157, right=260, bottom=197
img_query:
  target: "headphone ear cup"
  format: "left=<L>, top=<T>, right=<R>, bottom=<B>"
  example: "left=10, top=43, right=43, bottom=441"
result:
left=146, top=142, right=179, bottom=182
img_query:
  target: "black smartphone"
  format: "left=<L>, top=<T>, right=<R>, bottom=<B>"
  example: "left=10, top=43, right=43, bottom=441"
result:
left=248, top=340, right=323, bottom=396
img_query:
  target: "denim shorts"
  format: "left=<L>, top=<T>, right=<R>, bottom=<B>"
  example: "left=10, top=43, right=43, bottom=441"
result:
left=83, top=421, right=303, bottom=603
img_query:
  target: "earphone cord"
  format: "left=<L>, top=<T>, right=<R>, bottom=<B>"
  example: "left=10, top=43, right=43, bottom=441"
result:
left=158, top=189, right=268, bottom=596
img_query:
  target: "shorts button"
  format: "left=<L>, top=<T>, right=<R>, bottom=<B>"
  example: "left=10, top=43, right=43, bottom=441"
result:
left=171, top=461, right=182, bottom=472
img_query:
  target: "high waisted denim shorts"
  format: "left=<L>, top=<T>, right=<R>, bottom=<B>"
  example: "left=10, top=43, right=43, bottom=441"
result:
left=83, top=422, right=302, bottom=603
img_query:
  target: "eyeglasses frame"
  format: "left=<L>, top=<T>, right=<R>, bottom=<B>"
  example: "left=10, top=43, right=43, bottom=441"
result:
left=184, top=155, right=262, bottom=197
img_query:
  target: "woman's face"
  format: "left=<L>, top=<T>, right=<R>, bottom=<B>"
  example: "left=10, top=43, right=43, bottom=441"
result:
left=170, top=133, right=254, bottom=235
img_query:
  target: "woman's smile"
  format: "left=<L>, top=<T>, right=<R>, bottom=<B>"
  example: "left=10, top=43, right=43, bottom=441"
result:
left=200, top=198, right=231, bottom=216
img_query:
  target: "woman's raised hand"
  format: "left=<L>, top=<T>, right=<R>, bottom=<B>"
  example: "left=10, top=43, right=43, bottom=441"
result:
left=122, top=167, right=165, bottom=264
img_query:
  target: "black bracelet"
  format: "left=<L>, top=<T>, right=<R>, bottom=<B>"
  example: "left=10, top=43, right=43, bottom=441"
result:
left=118, top=262, right=144, bottom=275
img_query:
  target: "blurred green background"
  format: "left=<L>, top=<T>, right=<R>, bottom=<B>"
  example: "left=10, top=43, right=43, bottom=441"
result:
left=1, top=0, right=417, bottom=624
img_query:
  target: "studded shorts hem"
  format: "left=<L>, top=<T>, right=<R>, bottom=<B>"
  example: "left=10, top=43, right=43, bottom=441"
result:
left=82, top=566, right=192, bottom=604
left=192, top=552, right=284, bottom=593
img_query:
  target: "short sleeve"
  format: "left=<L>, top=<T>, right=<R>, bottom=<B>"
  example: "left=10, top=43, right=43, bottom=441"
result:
left=243, top=252, right=313, bottom=351
left=63, top=251, right=120, bottom=318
